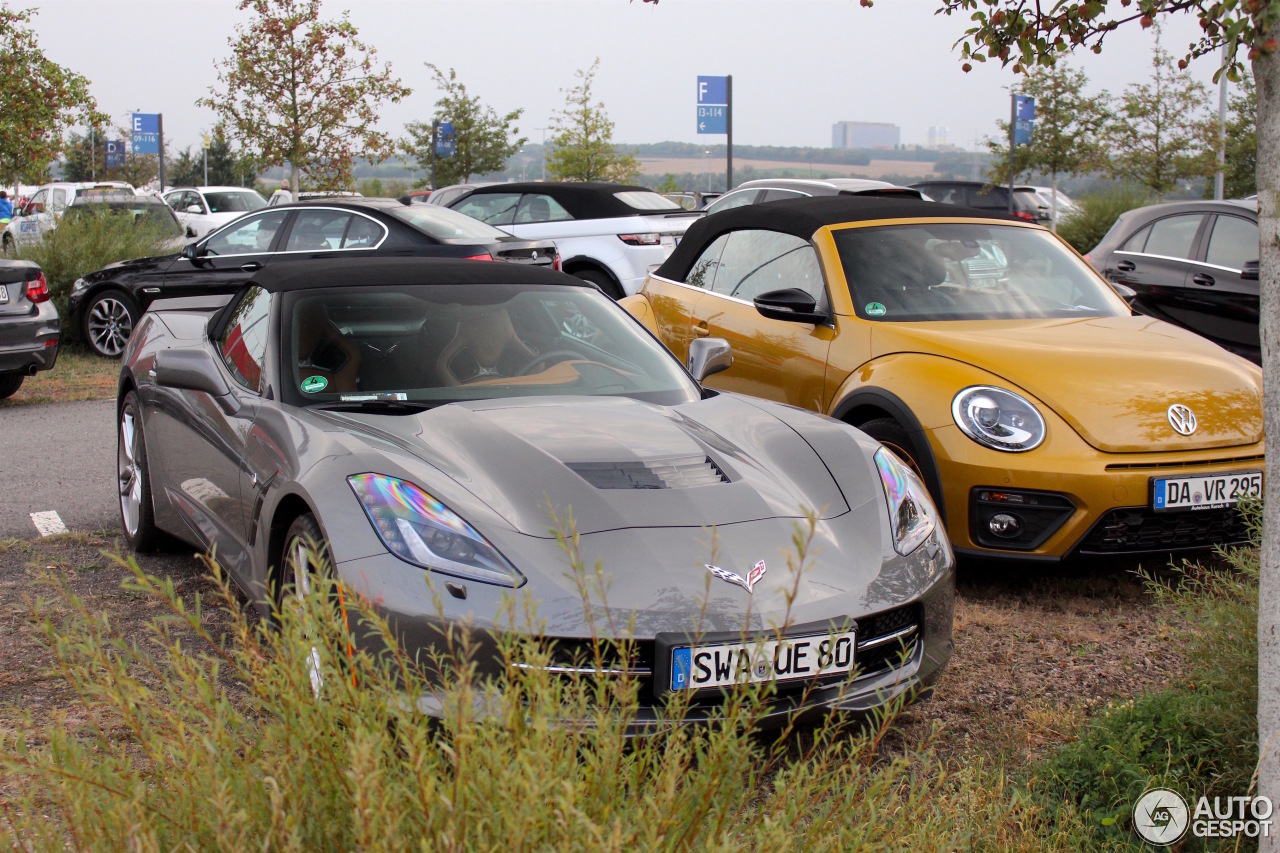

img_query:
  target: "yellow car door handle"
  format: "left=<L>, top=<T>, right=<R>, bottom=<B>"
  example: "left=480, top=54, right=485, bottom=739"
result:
left=693, top=323, right=710, bottom=337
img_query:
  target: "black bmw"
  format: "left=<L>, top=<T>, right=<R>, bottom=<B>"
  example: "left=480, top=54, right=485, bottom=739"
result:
left=70, top=198, right=560, bottom=357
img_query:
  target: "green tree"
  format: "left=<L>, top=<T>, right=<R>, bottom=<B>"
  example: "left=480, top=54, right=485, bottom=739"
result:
left=655, top=173, right=681, bottom=194
left=198, top=0, right=409, bottom=191
left=0, top=7, right=102, bottom=188
left=402, top=65, right=526, bottom=187
left=1108, top=24, right=1216, bottom=198
left=62, top=123, right=164, bottom=187
left=984, top=63, right=1111, bottom=226
left=922, top=0, right=1280, bottom=833
left=545, top=59, right=639, bottom=183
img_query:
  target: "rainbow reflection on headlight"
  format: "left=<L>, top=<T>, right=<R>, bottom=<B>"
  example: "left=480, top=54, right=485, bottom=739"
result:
left=873, top=448, right=937, bottom=556
left=347, top=473, right=523, bottom=587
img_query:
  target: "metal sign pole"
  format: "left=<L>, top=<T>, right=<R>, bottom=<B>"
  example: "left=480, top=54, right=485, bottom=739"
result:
left=1007, top=93, right=1015, bottom=215
left=158, top=114, right=166, bottom=192
left=429, top=119, right=439, bottom=190
left=726, top=75, right=733, bottom=191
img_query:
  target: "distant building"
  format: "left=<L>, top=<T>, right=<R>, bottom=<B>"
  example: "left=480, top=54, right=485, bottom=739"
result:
left=927, top=126, right=950, bottom=149
left=831, top=121, right=900, bottom=150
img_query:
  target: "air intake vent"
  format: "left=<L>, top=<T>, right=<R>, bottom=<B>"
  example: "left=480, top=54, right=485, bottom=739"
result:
left=569, top=454, right=729, bottom=489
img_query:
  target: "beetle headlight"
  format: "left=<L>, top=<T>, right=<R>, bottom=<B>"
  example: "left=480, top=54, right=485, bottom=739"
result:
left=348, top=473, right=524, bottom=587
left=951, top=386, right=1045, bottom=452
left=874, top=448, right=937, bottom=556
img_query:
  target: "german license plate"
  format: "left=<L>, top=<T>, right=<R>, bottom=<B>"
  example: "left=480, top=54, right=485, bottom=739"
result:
left=1152, top=470, right=1262, bottom=512
left=0, top=284, right=7, bottom=304
left=670, top=630, right=856, bottom=691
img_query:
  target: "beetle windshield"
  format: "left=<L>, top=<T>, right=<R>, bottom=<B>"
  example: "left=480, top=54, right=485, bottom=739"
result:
left=282, top=284, right=701, bottom=407
left=834, top=222, right=1127, bottom=321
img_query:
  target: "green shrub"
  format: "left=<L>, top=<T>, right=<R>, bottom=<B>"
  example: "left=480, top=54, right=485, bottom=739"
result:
left=1056, top=186, right=1153, bottom=254
left=1028, top=510, right=1259, bottom=850
left=15, top=208, right=178, bottom=330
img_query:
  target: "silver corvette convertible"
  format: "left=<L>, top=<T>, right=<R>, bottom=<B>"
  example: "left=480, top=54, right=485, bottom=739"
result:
left=116, top=257, right=954, bottom=727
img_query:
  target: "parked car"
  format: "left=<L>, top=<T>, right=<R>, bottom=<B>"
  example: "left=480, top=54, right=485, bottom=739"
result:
left=269, top=190, right=364, bottom=207
left=703, top=179, right=926, bottom=217
left=2, top=181, right=135, bottom=252
left=398, top=190, right=433, bottom=205
left=909, top=181, right=1050, bottom=223
left=0, top=259, right=58, bottom=399
left=661, top=190, right=722, bottom=211
left=430, top=182, right=699, bottom=298
left=163, top=186, right=268, bottom=239
left=1026, top=186, right=1079, bottom=222
left=621, top=196, right=1264, bottom=562
left=117, top=256, right=953, bottom=729
left=1086, top=199, right=1260, bottom=364
left=69, top=199, right=559, bottom=358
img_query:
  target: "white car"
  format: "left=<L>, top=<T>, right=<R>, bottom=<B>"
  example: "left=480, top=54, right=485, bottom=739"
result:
left=702, top=178, right=927, bottom=217
left=1025, top=186, right=1080, bottom=221
left=163, top=186, right=268, bottom=239
left=430, top=182, right=698, bottom=298
left=3, top=181, right=135, bottom=252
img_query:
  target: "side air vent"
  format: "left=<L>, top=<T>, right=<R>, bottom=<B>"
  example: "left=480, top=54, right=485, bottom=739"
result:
left=568, top=454, right=730, bottom=489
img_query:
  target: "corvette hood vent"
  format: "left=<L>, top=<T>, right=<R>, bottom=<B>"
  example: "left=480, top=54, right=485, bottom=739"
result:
left=568, top=454, right=730, bottom=490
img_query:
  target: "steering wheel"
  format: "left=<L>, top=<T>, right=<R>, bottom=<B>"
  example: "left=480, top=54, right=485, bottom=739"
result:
left=516, top=350, right=584, bottom=376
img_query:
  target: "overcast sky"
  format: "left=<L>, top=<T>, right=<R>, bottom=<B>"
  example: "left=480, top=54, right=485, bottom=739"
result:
left=31, top=0, right=1227, bottom=155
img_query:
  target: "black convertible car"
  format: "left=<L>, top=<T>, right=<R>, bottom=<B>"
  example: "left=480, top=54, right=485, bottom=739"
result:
left=70, top=199, right=560, bottom=357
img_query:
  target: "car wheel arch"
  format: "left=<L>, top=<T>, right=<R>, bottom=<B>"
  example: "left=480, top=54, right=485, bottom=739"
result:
left=830, top=387, right=947, bottom=524
left=266, top=492, right=318, bottom=605
left=562, top=259, right=623, bottom=297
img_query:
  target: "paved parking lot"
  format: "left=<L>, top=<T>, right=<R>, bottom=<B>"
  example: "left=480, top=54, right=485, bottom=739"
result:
left=0, top=399, right=117, bottom=538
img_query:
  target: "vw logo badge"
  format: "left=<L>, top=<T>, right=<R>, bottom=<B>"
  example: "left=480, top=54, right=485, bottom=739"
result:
left=1167, top=404, right=1197, bottom=436
left=532, top=250, right=538, bottom=259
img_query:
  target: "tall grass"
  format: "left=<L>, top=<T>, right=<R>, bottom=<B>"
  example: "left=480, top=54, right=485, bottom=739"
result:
left=15, top=209, right=178, bottom=326
left=1056, top=186, right=1152, bottom=254
left=1027, top=508, right=1260, bottom=850
left=0, top=518, right=996, bottom=851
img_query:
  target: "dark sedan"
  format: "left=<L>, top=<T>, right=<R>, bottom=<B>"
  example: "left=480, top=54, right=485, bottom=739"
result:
left=70, top=199, right=560, bottom=357
left=0, top=259, right=58, bottom=399
left=1086, top=199, right=1259, bottom=363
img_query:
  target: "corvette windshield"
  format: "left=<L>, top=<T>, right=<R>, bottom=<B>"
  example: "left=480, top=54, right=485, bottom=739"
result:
left=834, top=223, right=1127, bottom=321
left=283, top=284, right=701, bottom=406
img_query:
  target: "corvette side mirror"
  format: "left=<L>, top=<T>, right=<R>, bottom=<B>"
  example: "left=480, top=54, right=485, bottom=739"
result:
left=1242, top=260, right=1259, bottom=281
left=753, top=287, right=828, bottom=324
left=154, top=348, right=239, bottom=413
left=688, top=337, right=732, bottom=383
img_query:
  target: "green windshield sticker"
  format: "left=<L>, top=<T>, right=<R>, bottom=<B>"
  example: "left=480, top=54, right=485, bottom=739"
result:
left=301, top=375, right=328, bottom=393
left=865, top=302, right=887, bottom=317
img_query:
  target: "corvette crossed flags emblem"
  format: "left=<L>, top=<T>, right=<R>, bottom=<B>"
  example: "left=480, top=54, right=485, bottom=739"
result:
left=705, top=560, right=767, bottom=593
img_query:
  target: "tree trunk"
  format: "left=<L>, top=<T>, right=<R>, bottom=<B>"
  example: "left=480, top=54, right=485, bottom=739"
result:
left=1254, top=49, right=1280, bottom=851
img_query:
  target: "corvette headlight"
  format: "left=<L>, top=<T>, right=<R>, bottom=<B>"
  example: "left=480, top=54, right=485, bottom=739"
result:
left=874, top=448, right=937, bottom=556
left=951, top=386, right=1045, bottom=452
left=348, top=473, right=524, bottom=587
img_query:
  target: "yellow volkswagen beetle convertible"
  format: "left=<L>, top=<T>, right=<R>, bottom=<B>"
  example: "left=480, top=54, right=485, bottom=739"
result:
left=622, top=197, right=1264, bottom=561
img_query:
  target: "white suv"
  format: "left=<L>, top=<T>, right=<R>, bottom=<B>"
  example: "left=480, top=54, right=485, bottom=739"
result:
left=430, top=182, right=698, bottom=298
left=3, top=181, right=135, bottom=252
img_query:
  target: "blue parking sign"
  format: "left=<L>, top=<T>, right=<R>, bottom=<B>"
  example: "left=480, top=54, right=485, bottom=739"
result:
left=132, top=113, right=160, bottom=155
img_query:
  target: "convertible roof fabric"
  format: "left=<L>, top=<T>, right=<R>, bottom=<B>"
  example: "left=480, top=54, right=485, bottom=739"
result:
left=656, top=196, right=1020, bottom=282
left=250, top=257, right=591, bottom=292
left=459, top=182, right=682, bottom=220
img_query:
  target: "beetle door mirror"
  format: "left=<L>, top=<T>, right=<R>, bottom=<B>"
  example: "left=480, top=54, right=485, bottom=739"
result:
left=753, top=287, right=828, bottom=324
left=1242, top=260, right=1260, bottom=281
left=688, top=337, right=732, bottom=383
left=1111, top=282, right=1137, bottom=304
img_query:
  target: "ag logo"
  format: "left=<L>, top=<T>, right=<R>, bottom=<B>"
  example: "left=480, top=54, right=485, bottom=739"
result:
left=1167, top=404, right=1197, bottom=436
left=1133, top=787, right=1189, bottom=846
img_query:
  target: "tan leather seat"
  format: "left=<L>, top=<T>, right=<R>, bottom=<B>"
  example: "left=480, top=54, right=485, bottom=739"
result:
left=296, top=301, right=361, bottom=393
left=435, top=308, right=535, bottom=386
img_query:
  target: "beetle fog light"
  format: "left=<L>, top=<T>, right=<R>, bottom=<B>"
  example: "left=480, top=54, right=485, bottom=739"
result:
left=988, top=513, right=1022, bottom=538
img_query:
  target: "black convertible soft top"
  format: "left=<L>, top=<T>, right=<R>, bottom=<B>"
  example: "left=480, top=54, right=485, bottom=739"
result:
left=249, top=256, right=592, bottom=293
left=457, top=182, right=685, bottom=220
left=656, top=196, right=1021, bottom=281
